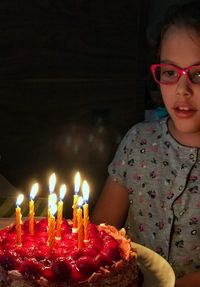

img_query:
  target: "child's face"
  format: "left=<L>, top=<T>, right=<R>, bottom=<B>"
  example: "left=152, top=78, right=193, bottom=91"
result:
left=160, top=26, right=200, bottom=143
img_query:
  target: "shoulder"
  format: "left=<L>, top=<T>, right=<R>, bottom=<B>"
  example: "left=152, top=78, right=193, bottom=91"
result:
left=124, top=117, right=167, bottom=141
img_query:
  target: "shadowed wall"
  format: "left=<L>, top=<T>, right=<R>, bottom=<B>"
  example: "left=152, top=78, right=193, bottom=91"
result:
left=0, top=0, right=148, bottom=215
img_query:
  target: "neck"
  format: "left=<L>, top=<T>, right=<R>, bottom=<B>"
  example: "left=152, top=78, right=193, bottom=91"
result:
left=168, top=118, right=200, bottom=148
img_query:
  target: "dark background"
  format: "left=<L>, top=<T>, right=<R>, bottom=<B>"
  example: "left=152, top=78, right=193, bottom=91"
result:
left=0, top=0, right=190, bottom=216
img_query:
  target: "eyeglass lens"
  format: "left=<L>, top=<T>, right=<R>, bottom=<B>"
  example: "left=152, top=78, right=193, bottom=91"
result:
left=154, top=64, right=200, bottom=84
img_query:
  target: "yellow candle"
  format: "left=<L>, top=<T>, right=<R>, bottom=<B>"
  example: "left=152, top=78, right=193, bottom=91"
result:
left=73, top=194, right=78, bottom=230
left=73, top=172, right=81, bottom=231
left=83, top=203, right=89, bottom=241
left=56, top=184, right=66, bottom=240
left=77, top=197, right=84, bottom=249
left=82, top=180, right=90, bottom=241
left=29, top=200, right=34, bottom=235
left=29, top=183, right=39, bottom=235
left=48, top=193, right=57, bottom=236
left=16, top=194, right=24, bottom=246
left=48, top=203, right=57, bottom=249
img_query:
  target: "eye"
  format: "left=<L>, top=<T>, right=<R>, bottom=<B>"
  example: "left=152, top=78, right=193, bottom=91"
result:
left=190, top=67, right=200, bottom=83
left=160, top=66, right=178, bottom=81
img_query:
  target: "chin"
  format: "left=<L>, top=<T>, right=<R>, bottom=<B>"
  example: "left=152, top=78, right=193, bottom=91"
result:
left=170, top=116, right=200, bottom=136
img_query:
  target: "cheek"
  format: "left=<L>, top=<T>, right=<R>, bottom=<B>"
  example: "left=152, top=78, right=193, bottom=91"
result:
left=160, top=86, right=174, bottom=109
left=160, top=85, right=172, bottom=97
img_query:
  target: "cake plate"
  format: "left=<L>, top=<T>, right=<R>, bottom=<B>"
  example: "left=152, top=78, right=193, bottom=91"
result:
left=134, top=243, right=175, bottom=287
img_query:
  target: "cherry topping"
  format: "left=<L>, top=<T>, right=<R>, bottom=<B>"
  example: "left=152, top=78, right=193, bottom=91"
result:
left=0, top=227, right=10, bottom=237
left=22, top=220, right=31, bottom=231
left=0, top=251, right=19, bottom=270
left=51, top=257, right=71, bottom=281
left=2, top=233, right=16, bottom=244
left=43, top=266, right=56, bottom=281
left=76, top=256, right=97, bottom=276
left=18, top=241, right=38, bottom=258
left=33, top=245, right=48, bottom=261
left=81, top=246, right=98, bottom=258
left=19, top=258, right=44, bottom=278
left=70, top=249, right=83, bottom=260
left=70, top=263, right=87, bottom=282
left=35, top=219, right=48, bottom=232
left=7, top=224, right=16, bottom=234
left=101, top=238, right=121, bottom=262
left=88, top=238, right=102, bottom=251
left=60, top=218, right=71, bottom=234
left=88, top=224, right=99, bottom=238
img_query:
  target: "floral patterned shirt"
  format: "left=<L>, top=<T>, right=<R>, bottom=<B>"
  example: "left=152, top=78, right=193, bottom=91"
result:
left=108, top=117, right=200, bottom=278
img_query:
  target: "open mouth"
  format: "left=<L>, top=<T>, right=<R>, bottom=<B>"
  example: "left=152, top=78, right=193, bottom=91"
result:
left=173, top=105, right=197, bottom=117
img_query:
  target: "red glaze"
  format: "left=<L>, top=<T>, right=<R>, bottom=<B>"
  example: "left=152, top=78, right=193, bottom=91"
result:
left=0, top=219, right=123, bottom=283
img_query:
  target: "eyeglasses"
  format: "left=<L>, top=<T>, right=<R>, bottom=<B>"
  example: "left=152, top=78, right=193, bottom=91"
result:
left=151, top=63, right=200, bottom=85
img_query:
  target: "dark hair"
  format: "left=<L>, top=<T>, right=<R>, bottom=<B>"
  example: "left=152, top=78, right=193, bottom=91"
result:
left=155, top=0, right=200, bottom=58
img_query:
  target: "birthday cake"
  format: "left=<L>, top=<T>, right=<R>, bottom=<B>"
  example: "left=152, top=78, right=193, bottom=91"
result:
left=0, top=218, right=141, bottom=287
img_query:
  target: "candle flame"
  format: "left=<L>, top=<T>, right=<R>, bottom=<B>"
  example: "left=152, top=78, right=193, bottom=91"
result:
left=50, top=203, right=57, bottom=216
left=30, top=183, right=39, bottom=200
left=74, top=172, right=81, bottom=194
left=16, top=194, right=24, bottom=206
left=49, top=173, right=56, bottom=194
left=82, top=180, right=89, bottom=202
left=59, top=184, right=67, bottom=200
left=78, top=196, right=83, bottom=208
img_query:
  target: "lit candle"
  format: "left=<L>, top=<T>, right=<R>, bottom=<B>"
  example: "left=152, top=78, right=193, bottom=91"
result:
left=82, top=180, right=89, bottom=241
left=48, top=173, right=56, bottom=222
left=48, top=193, right=57, bottom=235
left=77, top=196, right=84, bottom=249
left=16, top=194, right=24, bottom=246
left=56, top=184, right=67, bottom=240
left=29, top=183, right=39, bottom=235
left=73, top=171, right=81, bottom=232
left=48, top=201, right=57, bottom=249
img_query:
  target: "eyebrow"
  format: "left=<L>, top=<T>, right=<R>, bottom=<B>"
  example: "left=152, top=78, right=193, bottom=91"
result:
left=160, top=59, right=200, bottom=66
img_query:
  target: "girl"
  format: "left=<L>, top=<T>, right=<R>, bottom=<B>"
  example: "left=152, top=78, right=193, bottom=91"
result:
left=91, top=1, right=200, bottom=286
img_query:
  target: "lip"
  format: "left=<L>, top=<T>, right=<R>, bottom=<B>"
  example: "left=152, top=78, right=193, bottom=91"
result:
left=173, top=105, right=197, bottom=118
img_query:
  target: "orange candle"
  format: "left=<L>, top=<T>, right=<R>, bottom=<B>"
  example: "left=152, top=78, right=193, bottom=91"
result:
left=73, top=172, right=81, bottom=232
left=56, top=184, right=66, bottom=240
left=16, top=194, right=24, bottom=246
left=82, top=180, right=90, bottom=241
left=29, top=183, right=39, bottom=235
left=77, top=196, right=84, bottom=249
left=48, top=203, right=57, bottom=249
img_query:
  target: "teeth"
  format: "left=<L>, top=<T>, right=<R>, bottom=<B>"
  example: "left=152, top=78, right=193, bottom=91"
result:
left=178, top=107, right=189, bottom=111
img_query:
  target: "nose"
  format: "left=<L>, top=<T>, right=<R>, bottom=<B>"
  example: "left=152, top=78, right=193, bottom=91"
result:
left=175, top=74, right=193, bottom=97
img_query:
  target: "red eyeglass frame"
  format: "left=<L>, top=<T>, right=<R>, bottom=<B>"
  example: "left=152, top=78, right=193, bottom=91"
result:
left=151, top=63, right=200, bottom=85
